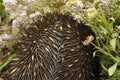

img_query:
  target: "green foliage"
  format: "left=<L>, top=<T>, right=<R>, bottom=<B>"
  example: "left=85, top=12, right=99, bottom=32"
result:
left=0, top=54, right=15, bottom=72
left=83, top=0, right=120, bottom=79
left=25, top=0, right=66, bottom=15
left=108, top=62, right=118, bottom=76
left=0, top=44, right=17, bottom=72
left=0, top=0, right=3, bottom=3
left=0, top=1, right=11, bottom=24
left=0, top=0, right=5, bottom=18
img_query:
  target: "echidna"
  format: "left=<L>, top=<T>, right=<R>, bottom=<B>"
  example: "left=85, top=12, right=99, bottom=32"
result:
left=2, top=13, right=99, bottom=80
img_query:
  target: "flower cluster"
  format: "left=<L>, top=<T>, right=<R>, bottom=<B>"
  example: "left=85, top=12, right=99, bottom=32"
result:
left=65, top=0, right=84, bottom=20
left=0, top=0, right=41, bottom=48
left=0, top=0, right=120, bottom=79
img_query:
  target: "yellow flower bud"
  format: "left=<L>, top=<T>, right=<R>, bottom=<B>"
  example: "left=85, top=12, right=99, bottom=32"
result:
left=69, top=0, right=76, bottom=4
left=86, top=7, right=98, bottom=19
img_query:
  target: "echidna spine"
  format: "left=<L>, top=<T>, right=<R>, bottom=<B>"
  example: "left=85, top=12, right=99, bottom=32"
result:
left=2, top=13, right=99, bottom=80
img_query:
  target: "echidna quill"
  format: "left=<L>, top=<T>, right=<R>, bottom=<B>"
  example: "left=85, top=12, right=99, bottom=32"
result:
left=2, top=13, right=99, bottom=80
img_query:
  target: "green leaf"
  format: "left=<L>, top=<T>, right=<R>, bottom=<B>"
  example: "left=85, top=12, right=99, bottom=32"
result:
left=0, top=61, right=3, bottom=65
left=0, top=3, right=5, bottom=18
left=108, top=62, right=118, bottom=76
left=99, top=24, right=108, bottom=34
left=0, top=0, right=3, bottom=3
left=5, top=16, right=11, bottom=23
left=0, top=54, right=15, bottom=72
left=100, top=62, right=108, bottom=72
left=110, top=38, right=117, bottom=51
left=0, top=3, right=5, bottom=11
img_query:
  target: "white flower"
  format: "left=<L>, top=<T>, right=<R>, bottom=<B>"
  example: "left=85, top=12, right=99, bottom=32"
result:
left=3, top=0, right=17, bottom=13
left=101, top=0, right=109, bottom=6
left=43, top=6, right=51, bottom=13
left=73, top=13, right=82, bottom=20
left=12, top=11, right=27, bottom=28
left=113, top=33, right=119, bottom=37
left=118, top=36, right=120, bottom=39
left=12, top=20, right=17, bottom=28
left=3, top=0, right=17, bottom=6
left=18, top=4, right=23, bottom=9
left=1, top=34, right=12, bottom=41
left=22, top=0, right=35, bottom=3
left=12, top=18, right=20, bottom=28
left=4, top=7, right=12, bottom=13
left=19, top=11, right=27, bottom=18
left=29, top=13, right=36, bottom=18
left=0, top=37, right=3, bottom=46
left=23, top=6, right=28, bottom=10
left=116, top=25, right=120, bottom=29
left=9, top=11, right=19, bottom=19
left=76, top=0, right=83, bottom=8
left=35, top=11, right=41, bottom=16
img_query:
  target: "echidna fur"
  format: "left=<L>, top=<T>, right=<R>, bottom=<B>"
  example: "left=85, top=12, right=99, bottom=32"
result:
left=2, top=13, right=99, bottom=80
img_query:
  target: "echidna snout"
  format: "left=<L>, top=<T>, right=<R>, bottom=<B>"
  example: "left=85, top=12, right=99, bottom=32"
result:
left=2, top=13, right=99, bottom=80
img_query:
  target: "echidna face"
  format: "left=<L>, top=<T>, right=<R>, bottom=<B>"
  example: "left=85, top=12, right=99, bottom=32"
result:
left=3, top=13, right=99, bottom=80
